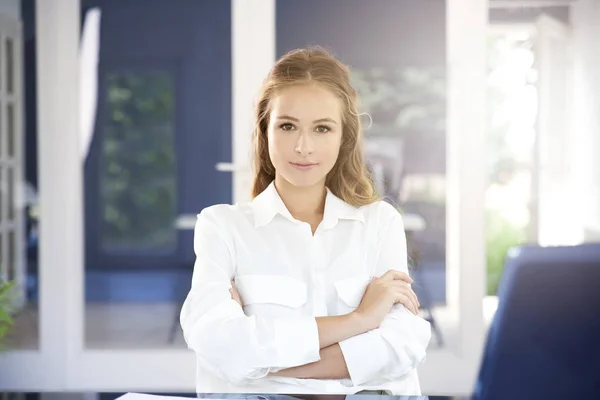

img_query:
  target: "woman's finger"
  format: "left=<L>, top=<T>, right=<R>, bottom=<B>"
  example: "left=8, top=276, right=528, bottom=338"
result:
left=403, top=286, right=420, bottom=310
left=411, top=289, right=420, bottom=309
left=401, top=286, right=419, bottom=314
left=381, top=269, right=413, bottom=283
left=402, top=288, right=420, bottom=315
left=394, top=291, right=418, bottom=315
left=409, top=290, right=420, bottom=314
left=389, top=280, right=413, bottom=290
left=389, top=280, right=421, bottom=310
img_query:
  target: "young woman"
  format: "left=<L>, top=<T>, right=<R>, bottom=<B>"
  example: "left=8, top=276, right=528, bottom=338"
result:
left=180, top=47, right=431, bottom=396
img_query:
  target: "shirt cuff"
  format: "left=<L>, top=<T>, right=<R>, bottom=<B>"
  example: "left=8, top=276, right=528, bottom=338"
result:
left=272, top=316, right=321, bottom=368
left=339, top=329, right=396, bottom=386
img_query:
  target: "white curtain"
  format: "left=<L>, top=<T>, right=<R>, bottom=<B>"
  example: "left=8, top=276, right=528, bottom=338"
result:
left=79, top=7, right=101, bottom=161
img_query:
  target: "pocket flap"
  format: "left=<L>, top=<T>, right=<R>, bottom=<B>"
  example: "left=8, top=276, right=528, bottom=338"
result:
left=235, top=274, right=307, bottom=308
left=334, top=275, right=370, bottom=307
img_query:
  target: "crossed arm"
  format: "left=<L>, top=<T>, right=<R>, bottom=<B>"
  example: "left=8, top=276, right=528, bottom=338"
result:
left=271, top=342, right=350, bottom=379
left=229, top=270, right=419, bottom=380
left=229, top=288, right=367, bottom=380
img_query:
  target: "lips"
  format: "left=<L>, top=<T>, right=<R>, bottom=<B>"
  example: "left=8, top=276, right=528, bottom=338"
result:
left=290, top=162, right=318, bottom=170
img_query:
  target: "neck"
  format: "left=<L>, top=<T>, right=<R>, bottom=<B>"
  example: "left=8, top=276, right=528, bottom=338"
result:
left=274, top=176, right=327, bottom=220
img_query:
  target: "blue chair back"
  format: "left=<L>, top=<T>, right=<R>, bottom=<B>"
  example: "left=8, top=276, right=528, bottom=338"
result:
left=474, top=244, right=600, bottom=400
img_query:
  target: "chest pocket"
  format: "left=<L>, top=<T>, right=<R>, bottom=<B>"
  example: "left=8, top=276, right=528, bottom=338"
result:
left=234, top=274, right=307, bottom=318
left=333, top=274, right=371, bottom=314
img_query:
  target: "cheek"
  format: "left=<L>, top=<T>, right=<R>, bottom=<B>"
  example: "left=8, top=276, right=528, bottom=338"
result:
left=323, top=135, right=342, bottom=163
left=267, top=130, right=286, bottom=165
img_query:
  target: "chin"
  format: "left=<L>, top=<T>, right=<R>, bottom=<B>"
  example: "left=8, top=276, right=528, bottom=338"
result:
left=280, top=170, right=328, bottom=188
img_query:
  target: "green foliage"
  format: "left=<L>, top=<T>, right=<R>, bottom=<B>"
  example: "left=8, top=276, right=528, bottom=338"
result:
left=350, top=67, right=446, bottom=135
left=486, top=210, right=526, bottom=295
left=101, top=72, right=177, bottom=251
left=0, top=279, right=16, bottom=350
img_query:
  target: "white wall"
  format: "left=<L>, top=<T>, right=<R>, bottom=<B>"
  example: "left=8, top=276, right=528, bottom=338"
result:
left=0, top=0, right=20, bottom=19
left=570, top=0, right=600, bottom=236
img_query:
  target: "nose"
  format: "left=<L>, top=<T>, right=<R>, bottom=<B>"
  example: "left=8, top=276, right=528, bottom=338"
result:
left=294, top=131, right=314, bottom=156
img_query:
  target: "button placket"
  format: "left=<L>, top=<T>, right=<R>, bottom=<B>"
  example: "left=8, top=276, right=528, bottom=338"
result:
left=309, top=233, right=328, bottom=316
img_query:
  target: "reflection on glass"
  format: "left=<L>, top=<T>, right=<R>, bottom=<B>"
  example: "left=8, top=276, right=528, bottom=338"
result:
left=100, top=72, right=177, bottom=253
left=351, top=67, right=448, bottom=348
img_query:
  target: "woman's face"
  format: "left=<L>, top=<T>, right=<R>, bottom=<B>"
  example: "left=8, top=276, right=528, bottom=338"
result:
left=267, top=84, right=343, bottom=189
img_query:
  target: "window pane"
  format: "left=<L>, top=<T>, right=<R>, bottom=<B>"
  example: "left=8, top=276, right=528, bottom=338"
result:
left=276, top=0, right=457, bottom=352
left=352, top=67, right=449, bottom=349
left=5, top=38, right=13, bottom=95
left=100, top=72, right=177, bottom=252
left=486, top=33, right=534, bottom=294
left=7, top=230, right=14, bottom=282
left=7, top=102, right=14, bottom=158
left=7, top=168, right=13, bottom=221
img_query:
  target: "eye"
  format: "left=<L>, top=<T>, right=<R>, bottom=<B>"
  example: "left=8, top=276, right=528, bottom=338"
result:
left=279, top=123, right=295, bottom=131
left=315, top=125, right=331, bottom=133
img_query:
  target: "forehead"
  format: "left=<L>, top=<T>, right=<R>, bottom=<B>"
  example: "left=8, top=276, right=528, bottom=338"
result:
left=269, top=84, right=342, bottom=121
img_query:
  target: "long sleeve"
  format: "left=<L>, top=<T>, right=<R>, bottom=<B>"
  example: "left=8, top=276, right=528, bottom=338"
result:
left=179, top=207, right=321, bottom=385
left=338, top=207, right=432, bottom=386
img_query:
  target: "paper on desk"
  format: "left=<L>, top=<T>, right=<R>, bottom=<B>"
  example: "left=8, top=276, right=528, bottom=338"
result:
left=116, top=394, right=193, bottom=400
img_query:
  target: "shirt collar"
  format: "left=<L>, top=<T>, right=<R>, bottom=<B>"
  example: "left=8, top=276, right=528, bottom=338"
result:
left=252, top=181, right=365, bottom=228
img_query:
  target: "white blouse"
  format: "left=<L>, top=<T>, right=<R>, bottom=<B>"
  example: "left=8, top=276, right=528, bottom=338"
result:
left=180, top=182, right=431, bottom=395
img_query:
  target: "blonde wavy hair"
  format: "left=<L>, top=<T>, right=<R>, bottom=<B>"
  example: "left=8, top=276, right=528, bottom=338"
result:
left=251, top=46, right=380, bottom=207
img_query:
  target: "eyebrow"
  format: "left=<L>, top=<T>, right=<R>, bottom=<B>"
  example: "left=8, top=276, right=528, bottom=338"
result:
left=276, top=115, right=338, bottom=124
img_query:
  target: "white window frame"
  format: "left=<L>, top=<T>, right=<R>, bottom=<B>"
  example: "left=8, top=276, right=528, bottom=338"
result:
left=0, top=11, right=25, bottom=306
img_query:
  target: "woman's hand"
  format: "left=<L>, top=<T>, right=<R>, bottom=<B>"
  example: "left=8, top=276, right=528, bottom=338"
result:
left=229, top=280, right=242, bottom=307
left=353, top=270, right=420, bottom=331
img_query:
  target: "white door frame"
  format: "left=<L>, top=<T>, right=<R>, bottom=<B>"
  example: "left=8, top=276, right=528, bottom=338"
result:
left=0, top=0, right=489, bottom=395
